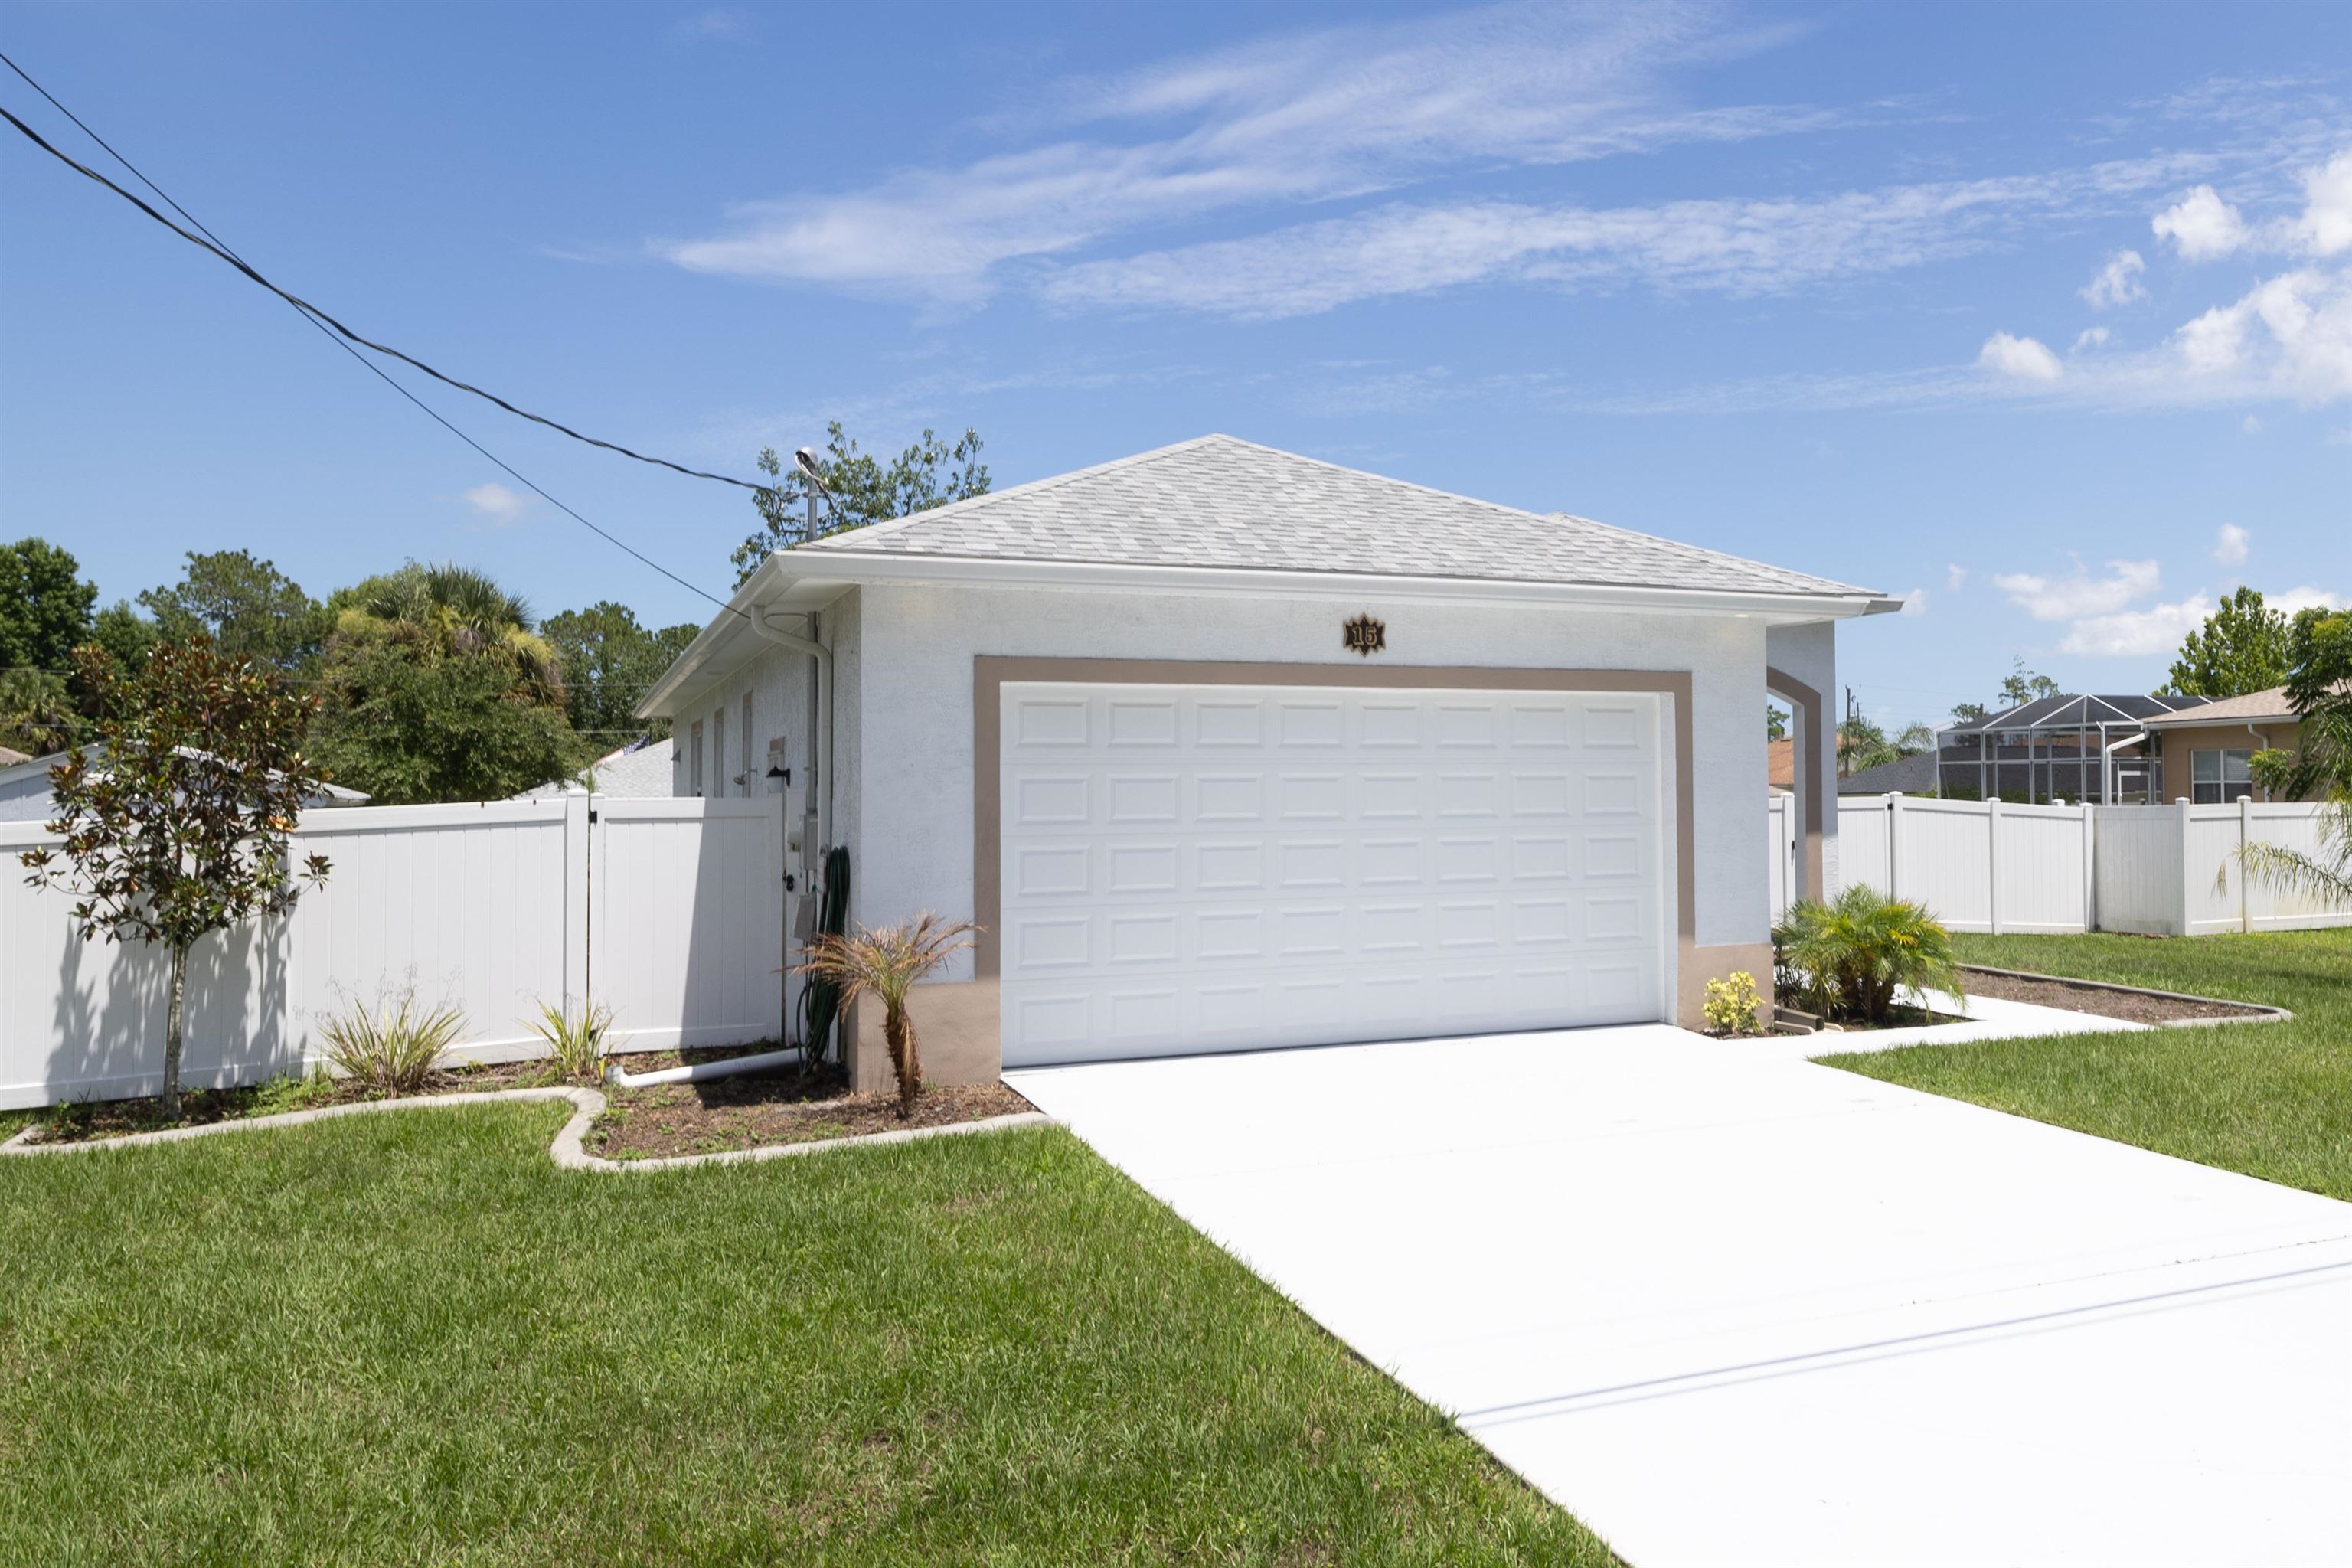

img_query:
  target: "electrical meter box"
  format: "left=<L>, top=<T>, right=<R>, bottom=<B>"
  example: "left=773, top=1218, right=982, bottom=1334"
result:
left=765, top=736, right=789, bottom=794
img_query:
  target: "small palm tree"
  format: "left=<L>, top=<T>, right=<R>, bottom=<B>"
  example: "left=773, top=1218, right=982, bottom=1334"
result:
left=792, top=913, right=978, bottom=1116
left=1772, top=884, right=1967, bottom=1025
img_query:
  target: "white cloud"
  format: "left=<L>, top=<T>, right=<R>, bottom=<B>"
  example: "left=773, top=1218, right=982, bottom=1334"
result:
left=2171, top=267, right=2352, bottom=400
left=1899, top=586, right=1929, bottom=616
left=2073, top=325, right=2110, bottom=351
left=2080, top=248, right=2148, bottom=308
left=2060, top=595, right=2213, bottom=657
left=2241, top=413, right=2262, bottom=433
left=2272, top=586, right=2346, bottom=616
left=458, top=482, right=534, bottom=526
left=2296, top=151, right=2352, bottom=256
left=656, top=2, right=1841, bottom=299
left=2152, top=185, right=2250, bottom=260
left=1978, top=331, right=2063, bottom=382
left=1994, top=558, right=2161, bottom=621
left=1945, top=564, right=1968, bottom=592
left=1040, top=156, right=2210, bottom=319
left=2213, top=522, right=2249, bottom=564
left=2151, top=151, right=2352, bottom=264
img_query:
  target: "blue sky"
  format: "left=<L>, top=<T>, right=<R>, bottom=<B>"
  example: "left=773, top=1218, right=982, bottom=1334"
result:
left=3, top=1, right=2347, bottom=730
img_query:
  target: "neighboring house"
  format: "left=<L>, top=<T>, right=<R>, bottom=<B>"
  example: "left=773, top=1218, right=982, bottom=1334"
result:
left=1767, top=737, right=1795, bottom=793
left=2138, top=687, right=2310, bottom=803
left=1837, top=750, right=1939, bottom=796
left=638, top=434, right=1899, bottom=1085
left=508, top=737, right=675, bottom=802
left=0, top=746, right=28, bottom=769
left=1937, top=694, right=2213, bottom=803
left=0, top=746, right=371, bottom=823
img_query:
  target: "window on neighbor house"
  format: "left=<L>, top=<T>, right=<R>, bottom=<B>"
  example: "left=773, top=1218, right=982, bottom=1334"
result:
left=2190, top=748, right=2253, bottom=805
left=740, top=692, right=753, bottom=797
left=689, top=720, right=704, bottom=796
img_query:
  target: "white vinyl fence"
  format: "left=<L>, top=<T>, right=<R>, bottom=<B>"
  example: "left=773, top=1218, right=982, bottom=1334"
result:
left=1772, top=794, right=2350, bottom=938
left=1, top=795, right=782, bottom=1109
left=2096, top=799, right=2352, bottom=936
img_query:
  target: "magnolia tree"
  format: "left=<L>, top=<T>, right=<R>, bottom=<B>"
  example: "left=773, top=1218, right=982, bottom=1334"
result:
left=20, top=641, right=332, bottom=1116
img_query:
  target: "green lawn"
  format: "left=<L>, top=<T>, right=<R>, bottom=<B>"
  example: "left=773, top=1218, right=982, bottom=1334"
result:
left=1825, top=928, right=2352, bottom=1201
left=0, top=1109, right=1611, bottom=1567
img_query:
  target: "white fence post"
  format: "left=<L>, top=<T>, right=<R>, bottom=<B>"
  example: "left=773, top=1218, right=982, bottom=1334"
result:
left=565, top=793, right=592, bottom=1009
left=1885, top=793, right=1903, bottom=900
left=2175, top=796, right=2195, bottom=938
left=1986, top=796, right=2004, bottom=936
left=2239, top=794, right=2253, bottom=935
left=2081, top=803, right=2097, bottom=933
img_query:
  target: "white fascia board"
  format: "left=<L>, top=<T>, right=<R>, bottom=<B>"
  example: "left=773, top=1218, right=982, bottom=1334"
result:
left=795, top=549, right=1899, bottom=623
left=633, top=556, right=858, bottom=720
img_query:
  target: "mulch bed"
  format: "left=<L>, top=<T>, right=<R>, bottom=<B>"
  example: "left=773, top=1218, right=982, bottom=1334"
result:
left=20, top=1043, right=1034, bottom=1157
left=17, top=1059, right=560, bottom=1146
left=1960, top=967, right=2269, bottom=1023
left=585, top=1069, right=1035, bottom=1161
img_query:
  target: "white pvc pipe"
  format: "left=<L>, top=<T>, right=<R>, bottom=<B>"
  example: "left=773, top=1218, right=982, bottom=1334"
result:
left=606, top=1045, right=805, bottom=1089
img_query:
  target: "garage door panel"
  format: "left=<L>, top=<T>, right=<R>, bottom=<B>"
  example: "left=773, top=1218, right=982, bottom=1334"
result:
left=1001, top=682, right=1664, bottom=1066
left=1106, top=697, right=1179, bottom=748
left=1193, top=700, right=1266, bottom=747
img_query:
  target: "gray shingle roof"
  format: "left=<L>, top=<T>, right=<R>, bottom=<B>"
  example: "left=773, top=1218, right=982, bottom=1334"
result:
left=510, top=737, right=674, bottom=802
left=795, top=435, right=1881, bottom=599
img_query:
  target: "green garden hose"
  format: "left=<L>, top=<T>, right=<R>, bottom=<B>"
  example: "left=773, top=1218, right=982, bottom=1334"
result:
left=795, top=845, right=851, bottom=1065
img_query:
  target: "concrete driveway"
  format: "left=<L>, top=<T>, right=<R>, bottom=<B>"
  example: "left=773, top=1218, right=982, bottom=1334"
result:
left=1008, top=1027, right=2352, bottom=1566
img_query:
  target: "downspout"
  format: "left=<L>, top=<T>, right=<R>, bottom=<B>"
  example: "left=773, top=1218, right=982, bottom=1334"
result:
left=2246, top=723, right=2269, bottom=802
left=2102, top=729, right=2141, bottom=802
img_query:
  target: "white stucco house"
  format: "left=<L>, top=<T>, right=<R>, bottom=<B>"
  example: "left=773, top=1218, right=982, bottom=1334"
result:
left=639, top=435, right=1896, bottom=1087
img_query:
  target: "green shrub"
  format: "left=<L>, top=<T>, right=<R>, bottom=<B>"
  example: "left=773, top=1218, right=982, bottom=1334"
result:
left=1772, top=884, right=1967, bottom=1025
left=317, top=987, right=466, bottom=1096
left=1704, top=972, right=1766, bottom=1036
left=526, top=999, right=621, bottom=1084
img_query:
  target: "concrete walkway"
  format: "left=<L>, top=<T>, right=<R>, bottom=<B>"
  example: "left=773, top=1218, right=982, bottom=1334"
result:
left=1009, top=1026, right=2352, bottom=1566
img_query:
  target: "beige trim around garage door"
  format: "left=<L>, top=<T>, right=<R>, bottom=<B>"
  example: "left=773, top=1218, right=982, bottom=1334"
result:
left=972, top=657, right=1711, bottom=1025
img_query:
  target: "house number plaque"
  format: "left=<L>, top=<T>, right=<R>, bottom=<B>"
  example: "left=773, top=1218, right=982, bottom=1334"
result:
left=1341, top=613, right=1387, bottom=656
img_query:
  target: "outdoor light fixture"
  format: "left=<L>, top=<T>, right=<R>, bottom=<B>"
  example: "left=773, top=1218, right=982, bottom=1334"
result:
left=793, top=446, right=828, bottom=540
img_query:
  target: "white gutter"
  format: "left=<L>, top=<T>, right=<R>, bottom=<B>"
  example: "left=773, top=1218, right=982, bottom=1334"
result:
left=788, top=548, right=1903, bottom=621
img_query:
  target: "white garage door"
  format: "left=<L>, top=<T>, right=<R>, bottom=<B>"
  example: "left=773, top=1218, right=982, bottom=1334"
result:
left=998, top=681, right=1667, bottom=1067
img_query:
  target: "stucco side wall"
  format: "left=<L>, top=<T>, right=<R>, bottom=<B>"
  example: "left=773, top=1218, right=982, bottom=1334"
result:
left=2155, top=720, right=2305, bottom=803
left=662, top=592, right=861, bottom=828
left=659, top=590, right=862, bottom=1052
left=851, top=581, right=1772, bottom=988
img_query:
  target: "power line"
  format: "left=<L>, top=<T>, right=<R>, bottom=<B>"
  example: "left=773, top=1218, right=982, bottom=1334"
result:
left=0, top=55, right=759, bottom=495
left=0, top=62, right=751, bottom=621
